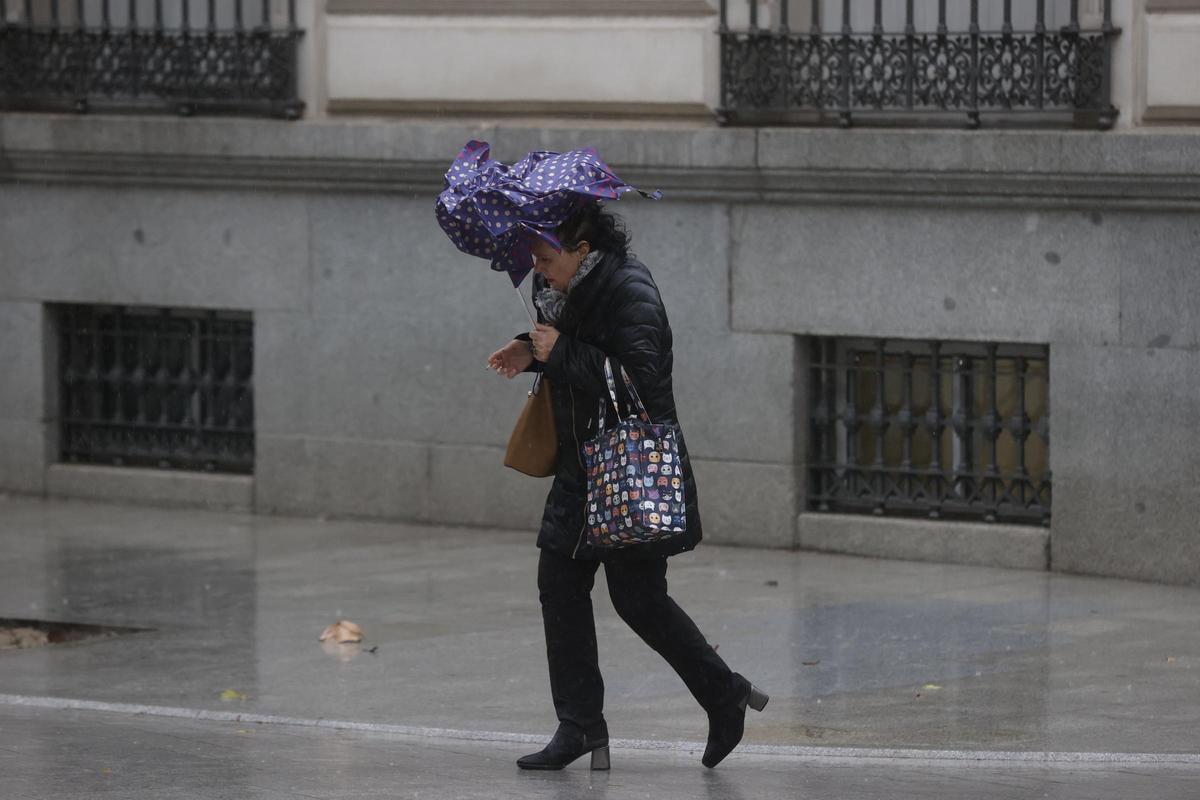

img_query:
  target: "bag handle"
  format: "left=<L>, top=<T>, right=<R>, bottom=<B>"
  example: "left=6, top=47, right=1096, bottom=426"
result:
left=596, top=358, right=652, bottom=429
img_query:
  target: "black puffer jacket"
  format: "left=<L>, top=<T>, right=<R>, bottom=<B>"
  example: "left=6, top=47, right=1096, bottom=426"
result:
left=518, top=251, right=703, bottom=561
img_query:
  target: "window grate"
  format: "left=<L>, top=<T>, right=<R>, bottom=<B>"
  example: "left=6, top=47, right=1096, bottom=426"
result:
left=718, top=0, right=1119, bottom=129
left=57, top=304, right=254, bottom=474
left=0, top=0, right=305, bottom=119
left=808, top=337, right=1050, bottom=525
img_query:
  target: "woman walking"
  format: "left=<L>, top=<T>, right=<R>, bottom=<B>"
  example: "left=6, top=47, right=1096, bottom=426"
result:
left=487, top=200, right=767, bottom=771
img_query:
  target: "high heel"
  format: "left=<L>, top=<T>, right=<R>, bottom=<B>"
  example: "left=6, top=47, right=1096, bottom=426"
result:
left=702, top=673, right=768, bottom=769
left=517, top=722, right=610, bottom=771
left=746, top=685, right=769, bottom=713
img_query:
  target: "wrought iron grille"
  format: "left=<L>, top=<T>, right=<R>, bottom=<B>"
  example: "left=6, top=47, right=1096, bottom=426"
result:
left=808, top=338, right=1050, bottom=525
left=0, top=0, right=304, bottom=119
left=719, top=0, right=1118, bottom=128
left=58, top=304, right=254, bottom=473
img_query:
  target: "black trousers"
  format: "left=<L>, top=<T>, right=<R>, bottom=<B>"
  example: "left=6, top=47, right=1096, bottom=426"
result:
left=537, top=547, right=736, bottom=734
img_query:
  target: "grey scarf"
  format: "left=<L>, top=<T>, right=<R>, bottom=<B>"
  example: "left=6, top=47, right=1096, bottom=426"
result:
left=533, top=250, right=604, bottom=325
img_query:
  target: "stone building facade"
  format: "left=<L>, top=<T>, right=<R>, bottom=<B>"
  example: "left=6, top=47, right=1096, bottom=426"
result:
left=1, top=1, right=1197, bottom=585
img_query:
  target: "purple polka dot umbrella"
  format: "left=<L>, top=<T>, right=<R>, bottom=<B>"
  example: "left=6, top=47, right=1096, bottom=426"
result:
left=435, top=140, right=661, bottom=289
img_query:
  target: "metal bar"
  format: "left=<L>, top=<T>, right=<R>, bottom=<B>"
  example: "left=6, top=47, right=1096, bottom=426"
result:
left=89, top=310, right=102, bottom=460
left=952, top=355, right=974, bottom=502
left=873, top=0, right=882, bottom=36
left=718, top=0, right=727, bottom=31
left=984, top=344, right=1000, bottom=521
left=1040, top=343, right=1051, bottom=525
left=1014, top=356, right=1029, bottom=509
left=262, top=0, right=270, bottom=29
left=207, top=0, right=216, bottom=33
left=749, top=0, right=757, bottom=31
left=235, top=0, right=244, bottom=32
left=927, top=341, right=943, bottom=518
left=23, top=0, right=31, bottom=26
left=824, top=339, right=838, bottom=509
left=1098, top=0, right=1117, bottom=128
left=111, top=309, right=125, bottom=426
left=780, top=7, right=792, bottom=110
left=1002, top=0, right=1012, bottom=36
left=1068, top=0, right=1080, bottom=33
left=811, top=0, right=819, bottom=34
left=900, top=351, right=915, bottom=505
left=870, top=339, right=887, bottom=515
left=1035, top=0, right=1045, bottom=110
left=154, top=0, right=162, bottom=32
left=905, top=0, right=915, bottom=111
left=968, top=0, right=980, bottom=128
left=844, top=348, right=860, bottom=499
left=938, top=0, right=946, bottom=35
left=839, top=0, right=851, bottom=126
left=809, top=339, right=829, bottom=511
left=133, top=325, right=148, bottom=426
left=50, top=0, right=58, bottom=27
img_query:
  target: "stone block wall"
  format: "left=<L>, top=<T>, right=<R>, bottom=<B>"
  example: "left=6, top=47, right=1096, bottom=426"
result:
left=1, top=114, right=1198, bottom=584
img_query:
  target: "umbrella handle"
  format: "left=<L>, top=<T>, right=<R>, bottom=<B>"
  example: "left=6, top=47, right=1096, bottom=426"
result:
left=516, top=284, right=537, bottom=327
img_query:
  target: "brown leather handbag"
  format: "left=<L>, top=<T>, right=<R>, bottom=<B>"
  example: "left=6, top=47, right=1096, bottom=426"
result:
left=504, top=374, right=557, bottom=477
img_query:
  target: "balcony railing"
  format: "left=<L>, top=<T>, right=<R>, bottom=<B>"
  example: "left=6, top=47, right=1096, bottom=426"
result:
left=0, top=0, right=304, bottom=119
left=719, top=0, right=1119, bottom=129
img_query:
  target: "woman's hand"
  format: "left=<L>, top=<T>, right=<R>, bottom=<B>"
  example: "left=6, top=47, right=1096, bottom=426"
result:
left=487, top=340, right=534, bottom=379
left=530, top=324, right=560, bottom=363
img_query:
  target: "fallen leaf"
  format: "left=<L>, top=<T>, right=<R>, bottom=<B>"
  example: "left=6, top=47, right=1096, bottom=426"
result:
left=764, top=580, right=779, bottom=587
left=922, top=684, right=942, bottom=691
left=319, top=619, right=363, bottom=644
left=0, top=627, right=50, bottom=650
left=220, top=689, right=247, bottom=702
left=802, top=660, right=821, bottom=666
left=1167, top=656, right=1178, bottom=663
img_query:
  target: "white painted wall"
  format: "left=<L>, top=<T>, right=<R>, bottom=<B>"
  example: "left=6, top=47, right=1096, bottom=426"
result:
left=1142, top=11, right=1200, bottom=118
left=325, top=14, right=719, bottom=113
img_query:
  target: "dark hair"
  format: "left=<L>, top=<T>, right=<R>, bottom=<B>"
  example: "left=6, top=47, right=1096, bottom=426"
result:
left=554, top=200, right=630, bottom=259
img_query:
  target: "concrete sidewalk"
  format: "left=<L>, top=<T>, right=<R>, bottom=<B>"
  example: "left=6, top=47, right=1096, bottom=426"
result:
left=2, top=495, right=1199, bottom=798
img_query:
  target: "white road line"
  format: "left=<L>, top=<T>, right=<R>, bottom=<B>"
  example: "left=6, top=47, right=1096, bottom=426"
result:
left=3, top=693, right=1199, bottom=766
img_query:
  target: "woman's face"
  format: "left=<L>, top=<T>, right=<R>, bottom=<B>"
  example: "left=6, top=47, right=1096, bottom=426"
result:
left=531, top=237, right=590, bottom=292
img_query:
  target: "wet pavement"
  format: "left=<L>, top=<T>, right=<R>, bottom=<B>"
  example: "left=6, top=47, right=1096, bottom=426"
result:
left=2, top=495, right=1199, bottom=798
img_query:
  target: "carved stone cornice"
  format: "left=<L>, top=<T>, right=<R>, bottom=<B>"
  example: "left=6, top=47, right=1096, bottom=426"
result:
left=4, top=114, right=1200, bottom=211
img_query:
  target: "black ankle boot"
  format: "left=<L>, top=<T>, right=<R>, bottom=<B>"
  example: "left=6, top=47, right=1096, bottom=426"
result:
left=517, top=722, right=610, bottom=771
left=702, top=673, right=768, bottom=769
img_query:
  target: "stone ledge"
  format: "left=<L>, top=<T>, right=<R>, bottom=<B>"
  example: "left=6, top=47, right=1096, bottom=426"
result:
left=797, top=513, right=1049, bottom=571
left=46, top=464, right=254, bottom=513
left=4, top=114, right=1200, bottom=208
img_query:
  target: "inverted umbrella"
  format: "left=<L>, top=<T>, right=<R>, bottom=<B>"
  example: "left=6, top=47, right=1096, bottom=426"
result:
left=435, top=141, right=661, bottom=295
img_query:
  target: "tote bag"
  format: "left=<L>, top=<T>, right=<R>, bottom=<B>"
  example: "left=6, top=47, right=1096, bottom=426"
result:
left=581, top=359, right=686, bottom=549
